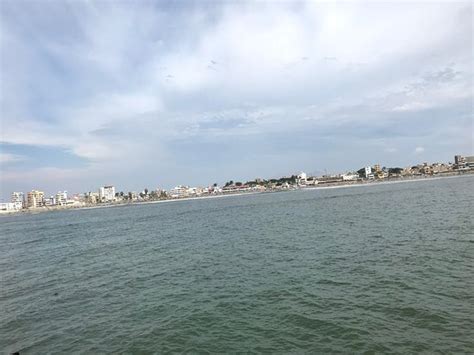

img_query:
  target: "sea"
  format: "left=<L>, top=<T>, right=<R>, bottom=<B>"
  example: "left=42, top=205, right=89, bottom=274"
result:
left=1, top=176, right=473, bottom=354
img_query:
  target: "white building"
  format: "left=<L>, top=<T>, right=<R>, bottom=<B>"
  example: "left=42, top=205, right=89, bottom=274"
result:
left=55, top=191, right=68, bottom=205
left=208, top=185, right=222, bottom=194
left=11, top=192, right=24, bottom=209
left=187, top=187, right=199, bottom=196
left=169, top=185, right=189, bottom=198
left=305, top=177, right=318, bottom=186
left=342, top=173, right=359, bottom=181
left=364, top=166, right=374, bottom=179
left=1, top=202, right=16, bottom=211
left=99, top=186, right=116, bottom=202
left=0, top=202, right=17, bottom=212
left=297, top=172, right=308, bottom=185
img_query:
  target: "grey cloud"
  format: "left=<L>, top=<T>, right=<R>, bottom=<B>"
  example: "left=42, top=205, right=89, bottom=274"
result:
left=0, top=1, right=472, bottom=195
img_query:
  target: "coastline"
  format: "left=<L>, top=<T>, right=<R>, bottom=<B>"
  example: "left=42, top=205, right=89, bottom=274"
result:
left=302, top=172, right=474, bottom=190
left=2, top=171, right=473, bottom=217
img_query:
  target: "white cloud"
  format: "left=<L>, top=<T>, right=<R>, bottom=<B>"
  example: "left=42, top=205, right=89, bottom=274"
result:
left=415, top=146, right=425, bottom=154
left=0, top=1, right=472, bottom=194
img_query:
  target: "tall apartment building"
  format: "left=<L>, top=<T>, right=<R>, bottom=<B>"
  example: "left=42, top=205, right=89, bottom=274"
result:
left=11, top=192, right=24, bottom=209
left=99, top=186, right=115, bottom=202
left=364, top=166, right=374, bottom=179
left=56, top=191, right=68, bottom=205
left=27, top=190, right=44, bottom=208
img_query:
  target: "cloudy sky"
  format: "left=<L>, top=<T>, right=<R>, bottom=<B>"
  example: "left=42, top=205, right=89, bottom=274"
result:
left=0, top=1, right=472, bottom=197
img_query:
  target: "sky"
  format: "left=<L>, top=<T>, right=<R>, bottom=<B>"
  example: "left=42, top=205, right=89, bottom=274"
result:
left=0, top=0, right=472, bottom=198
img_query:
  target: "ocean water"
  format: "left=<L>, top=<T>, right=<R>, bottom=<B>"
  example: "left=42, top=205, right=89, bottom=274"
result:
left=1, top=176, right=473, bottom=354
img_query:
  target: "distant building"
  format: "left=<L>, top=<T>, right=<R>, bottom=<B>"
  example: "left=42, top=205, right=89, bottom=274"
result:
left=1, top=194, right=24, bottom=211
left=99, top=186, right=115, bottom=202
left=27, top=190, right=44, bottom=208
left=56, top=191, right=68, bottom=205
left=11, top=192, right=24, bottom=209
left=431, top=163, right=451, bottom=174
left=410, top=165, right=423, bottom=175
left=0, top=202, right=17, bottom=211
left=297, top=172, right=307, bottom=185
left=86, top=192, right=100, bottom=204
left=317, top=175, right=344, bottom=184
left=305, top=177, right=318, bottom=185
left=402, top=167, right=413, bottom=176
left=342, top=173, right=359, bottom=181
left=208, top=185, right=222, bottom=194
left=454, top=155, right=473, bottom=169
left=193, top=187, right=208, bottom=196
left=421, top=164, right=432, bottom=175
left=71, top=193, right=83, bottom=202
left=169, top=185, right=189, bottom=198
left=187, top=187, right=198, bottom=196
left=364, top=166, right=374, bottom=179
left=222, top=184, right=251, bottom=193
left=44, top=196, right=56, bottom=206
left=454, top=155, right=465, bottom=167
left=465, top=156, right=474, bottom=168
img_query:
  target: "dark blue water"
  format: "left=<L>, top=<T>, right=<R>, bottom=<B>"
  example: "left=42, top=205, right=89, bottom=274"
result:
left=1, top=176, right=473, bottom=353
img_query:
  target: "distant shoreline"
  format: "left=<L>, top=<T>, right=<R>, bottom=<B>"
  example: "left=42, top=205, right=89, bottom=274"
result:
left=302, top=172, right=474, bottom=190
left=2, top=172, right=473, bottom=217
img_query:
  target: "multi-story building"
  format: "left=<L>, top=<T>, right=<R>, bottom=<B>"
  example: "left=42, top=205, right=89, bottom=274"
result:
left=27, top=190, right=44, bottom=208
left=454, top=155, right=465, bottom=168
left=99, top=186, right=115, bottom=202
left=364, top=166, right=374, bottom=179
left=464, top=156, right=474, bottom=169
left=56, top=191, right=68, bottom=205
left=454, top=155, right=474, bottom=169
left=169, top=185, right=189, bottom=198
left=11, top=192, right=24, bottom=209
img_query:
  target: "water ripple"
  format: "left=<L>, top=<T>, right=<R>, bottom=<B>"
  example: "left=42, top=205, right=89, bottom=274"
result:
left=1, top=176, right=473, bottom=353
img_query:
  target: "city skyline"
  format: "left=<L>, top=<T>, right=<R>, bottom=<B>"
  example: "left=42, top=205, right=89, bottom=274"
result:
left=1, top=153, right=471, bottom=202
left=1, top=1, right=473, bottom=196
